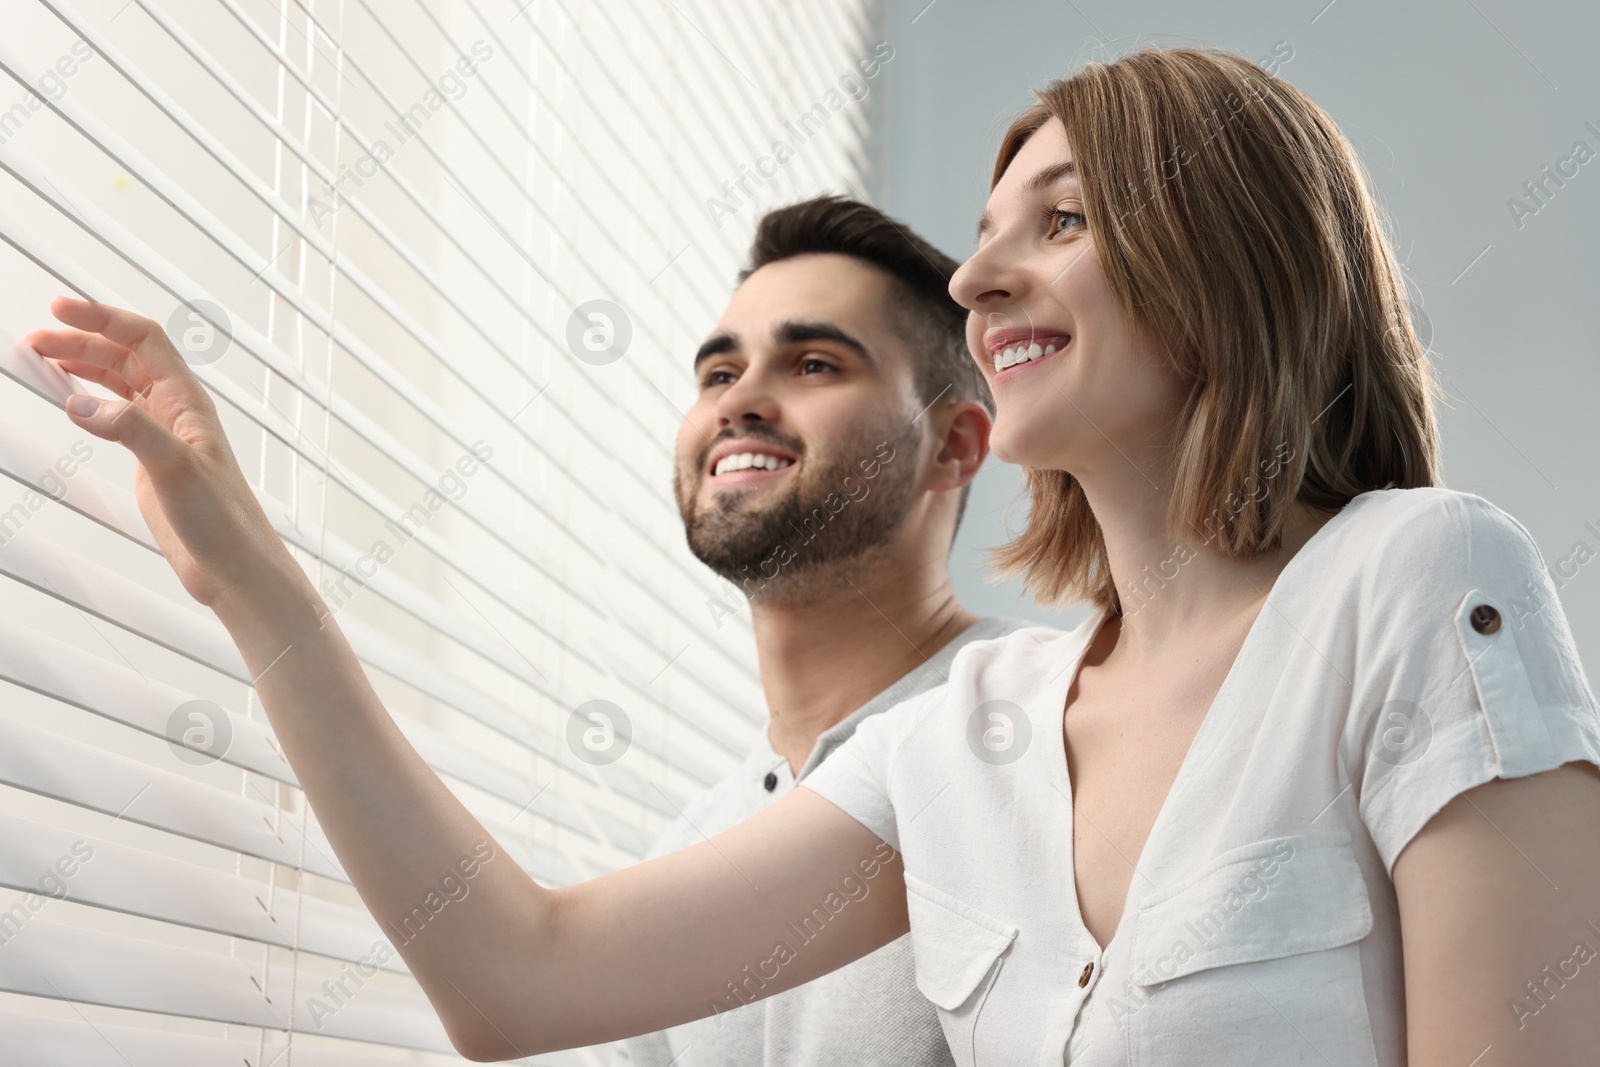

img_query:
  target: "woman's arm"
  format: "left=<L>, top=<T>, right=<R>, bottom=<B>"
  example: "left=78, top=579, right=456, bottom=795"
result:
left=24, top=298, right=908, bottom=1058
left=1393, top=760, right=1600, bottom=1066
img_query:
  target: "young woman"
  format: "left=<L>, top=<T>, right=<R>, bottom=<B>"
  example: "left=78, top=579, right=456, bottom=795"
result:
left=27, top=46, right=1600, bottom=1066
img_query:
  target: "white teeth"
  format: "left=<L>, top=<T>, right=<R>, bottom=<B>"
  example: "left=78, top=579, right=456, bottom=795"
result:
left=714, top=451, right=795, bottom=476
left=993, top=338, right=1066, bottom=371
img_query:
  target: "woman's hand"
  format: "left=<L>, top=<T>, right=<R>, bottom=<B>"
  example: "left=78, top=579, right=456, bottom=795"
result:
left=25, top=296, right=299, bottom=608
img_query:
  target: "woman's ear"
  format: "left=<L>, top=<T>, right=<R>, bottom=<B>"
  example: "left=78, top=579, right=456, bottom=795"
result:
left=931, top=399, right=992, bottom=493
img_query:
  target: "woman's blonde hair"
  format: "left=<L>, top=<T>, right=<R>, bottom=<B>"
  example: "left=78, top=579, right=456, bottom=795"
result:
left=989, top=46, right=1441, bottom=613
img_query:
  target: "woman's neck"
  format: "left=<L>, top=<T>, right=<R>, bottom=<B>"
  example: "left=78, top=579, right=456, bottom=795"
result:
left=1076, top=455, right=1335, bottom=655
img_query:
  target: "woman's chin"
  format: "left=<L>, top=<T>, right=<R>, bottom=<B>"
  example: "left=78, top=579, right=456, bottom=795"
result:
left=989, top=426, right=1061, bottom=471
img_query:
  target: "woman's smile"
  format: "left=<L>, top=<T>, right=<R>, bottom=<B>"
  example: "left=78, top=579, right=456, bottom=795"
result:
left=985, top=328, right=1071, bottom=378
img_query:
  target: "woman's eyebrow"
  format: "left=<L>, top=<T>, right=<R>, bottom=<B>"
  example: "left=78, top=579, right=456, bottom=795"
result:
left=975, top=160, right=1080, bottom=240
left=1024, top=159, right=1078, bottom=194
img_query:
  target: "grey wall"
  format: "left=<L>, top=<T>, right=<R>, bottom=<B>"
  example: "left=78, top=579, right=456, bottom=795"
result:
left=868, top=0, right=1600, bottom=663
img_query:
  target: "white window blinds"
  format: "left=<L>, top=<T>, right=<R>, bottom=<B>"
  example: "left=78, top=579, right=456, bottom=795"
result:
left=0, top=0, right=879, bottom=1063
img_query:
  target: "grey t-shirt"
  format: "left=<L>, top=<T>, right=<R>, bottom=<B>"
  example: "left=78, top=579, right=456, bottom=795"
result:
left=607, top=616, right=1026, bottom=1067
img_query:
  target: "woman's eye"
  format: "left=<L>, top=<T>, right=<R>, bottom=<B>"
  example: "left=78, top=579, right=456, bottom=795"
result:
left=1049, top=209, right=1085, bottom=237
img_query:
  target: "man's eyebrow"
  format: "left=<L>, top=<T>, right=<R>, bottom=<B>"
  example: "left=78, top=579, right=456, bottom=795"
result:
left=693, top=332, right=738, bottom=369
left=975, top=160, right=1080, bottom=241
left=774, top=320, right=872, bottom=363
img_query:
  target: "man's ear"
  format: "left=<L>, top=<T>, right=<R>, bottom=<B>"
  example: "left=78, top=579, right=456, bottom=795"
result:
left=929, top=399, right=991, bottom=493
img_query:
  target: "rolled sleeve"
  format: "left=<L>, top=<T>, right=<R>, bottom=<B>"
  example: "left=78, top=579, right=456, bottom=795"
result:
left=1348, top=491, right=1600, bottom=873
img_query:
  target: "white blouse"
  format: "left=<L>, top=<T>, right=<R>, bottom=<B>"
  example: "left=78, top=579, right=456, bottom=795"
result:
left=802, top=487, right=1600, bottom=1066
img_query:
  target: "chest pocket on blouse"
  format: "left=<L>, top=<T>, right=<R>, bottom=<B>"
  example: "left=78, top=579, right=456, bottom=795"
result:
left=1124, top=830, right=1380, bottom=1067
left=904, top=873, right=1017, bottom=1067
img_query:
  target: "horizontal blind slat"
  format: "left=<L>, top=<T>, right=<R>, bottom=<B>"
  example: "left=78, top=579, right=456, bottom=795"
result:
left=0, top=713, right=346, bottom=881
left=0, top=615, right=291, bottom=784
left=0, top=918, right=454, bottom=1051
left=0, top=494, right=616, bottom=786
left=0, top=811, right=407, bottom=974
left=0, top=581, right=613, bottom=854
left=0, top=381, right=567, bottom=694
left=0, top=524, right=249, bottom=679
left=0, top=573, right=609, bottom=867
left=0, top=1008, right=472, bottom=1067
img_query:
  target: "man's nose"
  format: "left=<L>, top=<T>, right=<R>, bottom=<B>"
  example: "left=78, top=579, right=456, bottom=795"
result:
left=714, top=366, right=780, bottom=426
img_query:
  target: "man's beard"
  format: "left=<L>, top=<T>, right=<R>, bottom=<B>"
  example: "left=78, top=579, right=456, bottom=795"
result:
left=674, top=420, right=920, bottom=601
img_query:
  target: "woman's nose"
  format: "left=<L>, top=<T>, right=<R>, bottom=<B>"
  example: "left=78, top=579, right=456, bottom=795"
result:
left=950, top=239, right=1018, bottom=312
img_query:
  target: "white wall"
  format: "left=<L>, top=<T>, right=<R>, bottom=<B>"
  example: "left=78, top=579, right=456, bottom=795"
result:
left=872, top=0, right=1600, bottom=663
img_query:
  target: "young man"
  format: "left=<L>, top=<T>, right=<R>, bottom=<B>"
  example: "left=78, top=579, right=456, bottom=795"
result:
left=610, top=196, right=1024, bottom=1067
left=27, top=196, right=1016, bottom=1064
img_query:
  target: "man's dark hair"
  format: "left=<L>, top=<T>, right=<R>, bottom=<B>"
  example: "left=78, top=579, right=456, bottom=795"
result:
left=739, top=195, right=993, bottom=538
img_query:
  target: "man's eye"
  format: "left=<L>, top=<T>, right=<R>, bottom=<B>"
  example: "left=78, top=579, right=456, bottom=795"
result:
left=703, top=369, right=737, bottom=387
left=800, top=358, right=837, bottom=375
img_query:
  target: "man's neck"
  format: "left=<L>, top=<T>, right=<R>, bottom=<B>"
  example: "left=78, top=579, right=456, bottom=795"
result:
left=748, top=555, right=978, bottom=776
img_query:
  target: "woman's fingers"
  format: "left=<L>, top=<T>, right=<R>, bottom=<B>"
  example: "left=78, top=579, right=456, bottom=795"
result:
left=32, top=298, right=225, bottom=431
left=25, top=327, right=151, bottom=394
left=64, top=391, right=185, bottom=479
left=47, top=296, right=189, bottom=381
left=35, top=298, right=278, bottom=609
left=47, top=359, right=139, bottom=401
